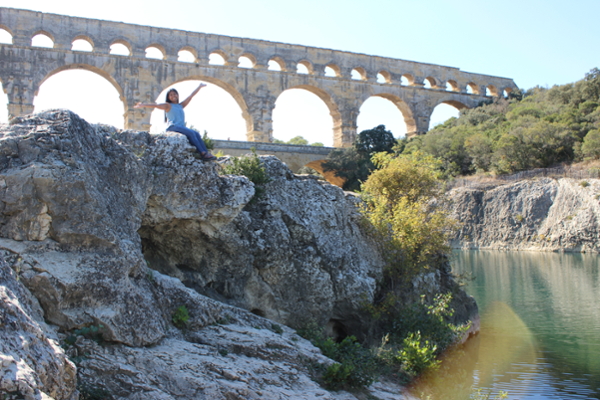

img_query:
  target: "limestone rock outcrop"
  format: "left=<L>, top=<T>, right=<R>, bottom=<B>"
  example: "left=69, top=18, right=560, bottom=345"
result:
left=0, top=110, right=464, bottom=399
left=449, top=178, right=600, bottom=252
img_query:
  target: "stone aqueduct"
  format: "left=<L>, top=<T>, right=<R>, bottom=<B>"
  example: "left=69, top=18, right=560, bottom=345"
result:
left=0, top=7, right=518, bottom=148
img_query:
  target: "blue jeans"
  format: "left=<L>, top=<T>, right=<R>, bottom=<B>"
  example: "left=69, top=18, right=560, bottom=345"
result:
left=166, top=125, right=208, bottom=154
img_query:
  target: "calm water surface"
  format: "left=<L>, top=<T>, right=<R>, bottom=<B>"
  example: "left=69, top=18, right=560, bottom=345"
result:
left=414, top=250, right=600, bottom=400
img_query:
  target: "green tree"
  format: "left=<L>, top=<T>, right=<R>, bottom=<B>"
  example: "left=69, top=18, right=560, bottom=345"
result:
left=354, top=124, right=397, bottom=155
left=287, top=135, right=309, bottom=145
left=321, top=147, right=371, bottom=191
left=361, top=151, right=456, bottom=276
left=322, top=125, right=397, bottom=191
left=581, top=129, right=600, bottom=159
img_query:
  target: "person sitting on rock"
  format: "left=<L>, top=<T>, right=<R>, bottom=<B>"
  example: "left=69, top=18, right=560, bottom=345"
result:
left=135, top=83, right=217, bottom=161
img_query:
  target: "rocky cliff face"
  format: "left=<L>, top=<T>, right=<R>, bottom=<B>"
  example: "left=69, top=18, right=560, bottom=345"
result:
left=449, top=178, right=600, bottom=252
left=0, top=111, right=469, bottom=399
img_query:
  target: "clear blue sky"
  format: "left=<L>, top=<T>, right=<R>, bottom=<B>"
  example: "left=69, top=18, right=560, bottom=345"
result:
left=1, top=0, right=599, bottom=144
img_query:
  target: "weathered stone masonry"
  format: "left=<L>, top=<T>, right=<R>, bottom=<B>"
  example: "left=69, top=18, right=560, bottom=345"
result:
left=0, top=7, right=518, bottom=146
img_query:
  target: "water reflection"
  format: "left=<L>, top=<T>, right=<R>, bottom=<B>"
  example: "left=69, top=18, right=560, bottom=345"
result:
left=411, top=251, right=600, bottom=400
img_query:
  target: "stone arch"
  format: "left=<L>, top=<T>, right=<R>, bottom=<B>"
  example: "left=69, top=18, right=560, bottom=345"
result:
left=377, top=70, right=391, bottom=84
left=401, top=73, right=414, bottom=86
left=297, top=60, right=313, bottom=74
left=351, top=67, right=367, bottom=81
left=486, top=85, right=498, bottom=97
left=428, top=98, right=468, bottom=130
left=268, top=56, right=286, bottom=71
left=147, top=76, right=249, bottom=138
left=145, top=44, right=166, bottom=60
left=436, top=98, right=469, bottom=111
left=238, top=53, right=257, bottom=68
left=170, top=76, right=250, bottom=133
left=367, top=93, right=417, bottom=134
left=0, top=25, right=13, bottom=44
left=466, top=82, right=479, bottom=94
left=34, top=63, right=125, bottom=107
left=177, top=46, right=197, bottom=62
left=71, top=35, right=94, bottom=52
left=424, top=76, right=437, bottom=88
left=446, top=80, right=459, bottom=92
left=109, top=39, right=131, bottom=56
left=325, top=64, right=341, bottom=77
left=32, top=64, right=126, bottom=127
left=503, top=87, right=513, bottom=98
left=208, top=49, right=229, bottom=65
left=31, top=30, right=55, bottom=48
left=275, top=84, right=340, bottom=145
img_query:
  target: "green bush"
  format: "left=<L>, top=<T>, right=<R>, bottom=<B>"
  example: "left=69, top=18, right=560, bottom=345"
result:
left=202, top=131, right=215, bottom=151
left=297, top=324, right=378, bottom=390
left=172, top=305, right=190, bottom=329
left=319, top=336, right=379, bottom=390
left=396, top=332, right=440, bottom=377
left=221, top=148, right=270, bottom=202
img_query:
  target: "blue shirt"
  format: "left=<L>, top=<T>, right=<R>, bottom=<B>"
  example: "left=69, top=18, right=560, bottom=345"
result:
left=165, top=103, right=185, bottom=127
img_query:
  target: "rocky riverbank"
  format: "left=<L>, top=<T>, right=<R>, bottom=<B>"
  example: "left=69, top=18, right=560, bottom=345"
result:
left=449, top=177, right=600, bottom=252
left=0, top=111, right=474, bottom=400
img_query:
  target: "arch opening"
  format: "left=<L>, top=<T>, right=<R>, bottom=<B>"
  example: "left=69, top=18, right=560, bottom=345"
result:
left=486, top=85, right=498, bottom=97
left=145, top=46, right=164, bottom=60
left=33, top=69, right=124, bottom=128
left=268, top=58, right=285, bottom=71
left=357, top=96, right=409, bottom=139
left=209, top=52, right=226, bottom=65
left=296, top=61, right=311, bottom=75
left=0, top=28, right=13, bottom=44
left=429, top=102, right=464, bottom=130
left=377, top=71, right=391, bottom=84
left=31, top=33, right=54, bottom=48
left=238, top=55, right=254, bottom=69
left=71, top=38, right=93, bottom=52
left=424, top=77, right=437, bottom=89
left=351, top=68, right=366, bottom=81
left=503, top=88, right=512, bottom=98
left=178, top=48, right=196, bottom=63
left=401, top=74, right=413, bottom=86
left=325, top=64, right=340, bottom=78
left=466, top=82, right=478, bottom=95
left=110, top=42, right=130, bottom=56
left=446, top=80, right=459, bottom=92
left=149, top=80, right=246, bottom=141
left=272, top=87, right=335, bottom=147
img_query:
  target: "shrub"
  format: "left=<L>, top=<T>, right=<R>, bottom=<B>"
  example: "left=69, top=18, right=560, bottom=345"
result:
left=395, top=332, right=440, bottom=377
left=360, top=152, right=457, bottom=279
left=319, top=336, right=379, bottom=390
left=221, top=148, right=270, bottom=202
left=297, top=324, right=378, bottom=390
left=202, top=130, right=215, bottom=150
left=172, top=305, right=190, bottom=329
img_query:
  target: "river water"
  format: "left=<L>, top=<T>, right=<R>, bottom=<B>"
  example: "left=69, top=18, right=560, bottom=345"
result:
left=411, top=250, right=600, bottom=400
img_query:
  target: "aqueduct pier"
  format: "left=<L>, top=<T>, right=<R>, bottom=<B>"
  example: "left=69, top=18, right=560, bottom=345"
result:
left=0, top=7, right=518, bottom=147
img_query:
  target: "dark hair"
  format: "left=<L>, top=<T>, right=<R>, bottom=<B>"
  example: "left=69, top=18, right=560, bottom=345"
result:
left=165, top=88, right=178, bottom=103
left=164, top=89, right=179, bottom=122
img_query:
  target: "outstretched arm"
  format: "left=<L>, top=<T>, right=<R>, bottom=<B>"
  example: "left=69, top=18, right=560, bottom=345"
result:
left=180, top=83, right=207, bottom=108
left=134, top=102, right=171, bottom=111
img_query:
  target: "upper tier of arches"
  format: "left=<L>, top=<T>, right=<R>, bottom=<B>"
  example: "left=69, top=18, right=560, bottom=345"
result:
left=0, top=8, right=517, bottom=97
